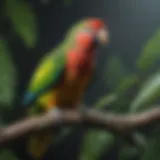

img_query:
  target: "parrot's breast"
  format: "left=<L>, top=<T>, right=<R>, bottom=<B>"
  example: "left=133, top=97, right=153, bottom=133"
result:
left=56, top=69, right=93, bottom=107
left=38, top=68, right=93, bottom=110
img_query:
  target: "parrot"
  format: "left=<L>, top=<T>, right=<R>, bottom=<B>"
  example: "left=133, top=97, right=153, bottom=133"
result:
left=23, top=17, right=109, bottom=160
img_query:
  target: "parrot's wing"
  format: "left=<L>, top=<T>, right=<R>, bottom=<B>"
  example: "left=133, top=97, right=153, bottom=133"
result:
left=23, top=52, right=66, bottom=106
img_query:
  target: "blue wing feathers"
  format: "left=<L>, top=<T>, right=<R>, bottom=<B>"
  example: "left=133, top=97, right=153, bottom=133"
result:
left=23, top=68, right=65, bottom=106
left=23, top=93, right=37, bottom=106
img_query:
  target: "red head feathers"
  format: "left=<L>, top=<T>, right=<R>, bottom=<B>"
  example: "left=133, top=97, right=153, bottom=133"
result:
left=67, top=17, right=109, bottom=76
left=86, top=18, right=105, bottom=30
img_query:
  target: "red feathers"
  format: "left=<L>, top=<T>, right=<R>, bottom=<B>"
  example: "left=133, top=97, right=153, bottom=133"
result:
left=66, top=18, right=105, bottom=76
left=86, top=18, right=105, bottom=30
left=67, top=48, right=93, bottom=76
left=75, top=18, right=105, bottom=49
left=76, top=31, right=94, bottom=51
left=67, top=33, right=95, bottom=76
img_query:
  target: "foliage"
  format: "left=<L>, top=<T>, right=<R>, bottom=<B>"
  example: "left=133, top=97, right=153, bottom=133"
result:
left=0, top=150, right=18, bottom=160
left=130, top=71, right=160, bottom=112
left=0, top=0, right=38, bottom=159
left=79, top=130, right=115, bottom=160
left=0, top=1, right=160, bottom=160
left=0, top=39, right=16, bottom=107
left=3, top=0, right=38, bottom=48
left=137, top=28, right=160, bottom=72
left=0, top=0, right=38, bottom=123
left=103, top=55, right=129, bottom=91
left=140, top=126, right=160, bottom=160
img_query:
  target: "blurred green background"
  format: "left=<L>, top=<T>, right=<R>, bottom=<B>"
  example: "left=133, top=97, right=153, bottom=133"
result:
left=0, top=0, right=160, bottom=160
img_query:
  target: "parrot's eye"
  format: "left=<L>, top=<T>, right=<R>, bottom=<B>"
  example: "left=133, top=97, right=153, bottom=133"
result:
left=80, top=28, right=102, bottom=45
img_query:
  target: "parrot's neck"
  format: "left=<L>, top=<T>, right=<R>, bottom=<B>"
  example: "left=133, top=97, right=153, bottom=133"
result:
left=67, top=48, right=95, bottom=76
left=67, top=30, right=97, bottom=75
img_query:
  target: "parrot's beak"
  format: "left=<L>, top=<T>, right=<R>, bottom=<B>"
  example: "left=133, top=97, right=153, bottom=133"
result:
left=97, top=28, right=110, bottom=45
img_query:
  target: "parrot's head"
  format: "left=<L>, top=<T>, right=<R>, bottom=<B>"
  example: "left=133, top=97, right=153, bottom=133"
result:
left=64, top=17, right=109, bottom=50
left=84, top=18, right=109, bottom=45
left=64, top=18, right=109, bottom=72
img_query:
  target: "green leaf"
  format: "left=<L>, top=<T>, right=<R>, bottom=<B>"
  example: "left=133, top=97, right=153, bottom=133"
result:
left=94, top=93, right=118, bottom=109
left=0, top=39, right=16, bottom=107
left=137, top=28, right=160, bottom=71
left=0, top=149, right=19, bottom=160
left=79, top=130, right=115, bottom=160
left=5, top=0, right=37, bottom=48
left=116, top=74, right=139, bottom=95
left=130, top=70, right=160, bottom=112
left=104, top=56, right=128, bottom=91
left=140, top=126, right=160, bottom=160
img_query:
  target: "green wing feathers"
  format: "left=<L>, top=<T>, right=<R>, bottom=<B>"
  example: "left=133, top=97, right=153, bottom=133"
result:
left=23, top=51, right=66, bottom=105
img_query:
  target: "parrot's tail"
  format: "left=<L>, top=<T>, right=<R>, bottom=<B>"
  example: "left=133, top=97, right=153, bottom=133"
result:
left=27, top=132, right=53, bottom=160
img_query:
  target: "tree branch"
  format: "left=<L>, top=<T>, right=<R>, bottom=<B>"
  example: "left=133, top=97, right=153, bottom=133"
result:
left=0, top=107, right=160, bottom=148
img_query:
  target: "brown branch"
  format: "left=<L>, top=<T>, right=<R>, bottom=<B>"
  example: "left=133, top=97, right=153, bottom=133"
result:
left=0, top=107, right=160, bottom=148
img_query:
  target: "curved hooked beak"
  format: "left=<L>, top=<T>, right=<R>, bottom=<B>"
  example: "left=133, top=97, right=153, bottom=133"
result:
left=97, top=27, right=110, bottom=45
